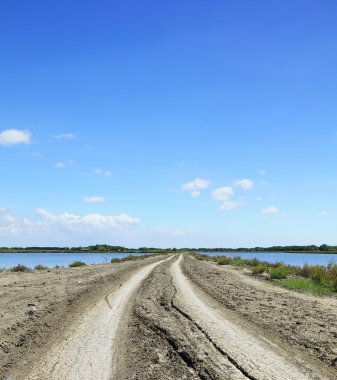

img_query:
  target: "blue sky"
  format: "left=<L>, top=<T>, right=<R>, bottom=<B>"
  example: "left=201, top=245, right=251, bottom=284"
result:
left=1, top=1, right=337, bottom=247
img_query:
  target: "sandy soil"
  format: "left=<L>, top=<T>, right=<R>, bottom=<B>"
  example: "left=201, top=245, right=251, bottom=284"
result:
left=1, top=253, right=337, bottom=379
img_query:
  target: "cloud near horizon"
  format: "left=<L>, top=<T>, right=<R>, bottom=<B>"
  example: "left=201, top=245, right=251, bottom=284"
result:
left=0, top=129, right=31, bottom=145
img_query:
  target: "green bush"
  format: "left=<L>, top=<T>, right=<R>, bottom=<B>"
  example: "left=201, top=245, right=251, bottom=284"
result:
left=308, top=265, right=327, bottom=284
left=251, top=264, right=267, bottom=274
left=269, top=267, right=290, bottom=279
left=245, top=258, right=260, bottom=266
left=10, top=264, right=30, bottom=272
left=215, top=256, right=231, bottom=265
left=69, top=261, right=86, bottom=267
left=35, top=264, right=48, bottom=270
left=111, top=258, right=121, bottom=263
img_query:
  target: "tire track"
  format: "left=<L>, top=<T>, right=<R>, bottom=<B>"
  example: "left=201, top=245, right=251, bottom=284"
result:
left=27, top=256, right=173, bottom=380
left=171, top=255, right=315, bottom=380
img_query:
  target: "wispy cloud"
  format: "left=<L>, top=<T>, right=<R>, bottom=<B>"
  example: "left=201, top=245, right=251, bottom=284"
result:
left=83, top=196, right=105, bottom=203
left=235, top=179, right=254, bottom=190
left=262, top=206, right=279, bottom=215
left=319, top=211, right=328, bottom=217
left=55, top=133, right=75, bottom=140
left=54, top=160, right=75, bottom=169
left=94, top=168, right=112, bottom=177
left=0, top=129, right=31, bottom=145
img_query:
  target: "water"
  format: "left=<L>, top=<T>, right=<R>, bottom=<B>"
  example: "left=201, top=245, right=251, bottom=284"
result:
left=201, top=252, right=337, bottom=267
left=0, top=252, right=149, bottom=269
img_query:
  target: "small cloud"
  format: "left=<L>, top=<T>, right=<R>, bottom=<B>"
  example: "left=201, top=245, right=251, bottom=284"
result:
left=211, top=187, right=234, bottom=201
left=319, top=211, right=328, bottom=217
left=182, top=178, right=209, bottom=197
left=190, top=191, right=201, bottom=197
left=262, top=206, right=279, bottom=215
left=182, top=178, right=209, bottom=191
left=219, top=200, right=241, bottom=211
left=83, top=196, right=105, bottom=203
left=175, top=161, right=185, bottom=167
left=28, top=152, right=43, bottom=157
left=55, top=162, right=66, bottom=169
left=94, top=168, right=112, bottom=177
left=55, top=160, right=75, bottom=169
left=256, top=196, right=263, bottom=201
left=235, top=179, right=254, bottom=190
left=55, top=133, right=75, bottom=140
left=0, top=129, right=31, bottom=145
left=259, top=170, right=267, bottom=175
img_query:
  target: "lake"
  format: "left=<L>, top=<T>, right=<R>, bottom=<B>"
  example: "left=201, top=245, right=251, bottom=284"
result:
left=1, top=251, right=336, bottom=270
left=201, top=252, right=337, bottom=267
left=0, top=252, right=148, bottom=269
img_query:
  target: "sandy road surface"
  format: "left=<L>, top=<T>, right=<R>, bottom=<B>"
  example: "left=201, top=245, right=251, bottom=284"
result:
left=2, top=253, right=336, bottom=379
left=171, top=255, right=311, bottom=380
left=27, top=256, right=172, bottom=379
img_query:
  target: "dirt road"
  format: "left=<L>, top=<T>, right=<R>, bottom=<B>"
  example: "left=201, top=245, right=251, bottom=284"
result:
left=1, top=254, right=336, bottom=379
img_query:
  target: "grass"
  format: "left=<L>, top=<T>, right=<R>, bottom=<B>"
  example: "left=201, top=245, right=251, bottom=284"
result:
left=191, top=253, right=337, bottom=296
left=281, top=278, right=333, bottom=295
left=69, top=261, right=86, bottom=267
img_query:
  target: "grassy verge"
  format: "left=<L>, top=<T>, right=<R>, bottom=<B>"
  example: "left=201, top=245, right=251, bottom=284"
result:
left=191, top=253, right=337, bottom=296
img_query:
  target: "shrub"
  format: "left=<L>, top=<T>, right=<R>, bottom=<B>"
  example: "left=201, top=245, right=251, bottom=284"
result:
left=69, top=261, right=86, bottom=267
left=269, top=267, right=290, bottom=279
left=245, top=258, right=260, bottom=266
left=308, top=265, right=327, bottom=284
left=111, top=258, right=121, bottom=264
left=251, top=264, right=267, bottom=274
left=122, top=255, right=140, bottom=262
left=216, top=257, right=231, bottom=265
left=10, top=264, right=30, bottom=272
left=35, top=264, right=48, bottom=270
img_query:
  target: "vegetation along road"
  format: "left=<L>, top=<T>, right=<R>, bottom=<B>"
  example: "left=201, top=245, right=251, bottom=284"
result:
left=1, top=254, right=336, bottom=379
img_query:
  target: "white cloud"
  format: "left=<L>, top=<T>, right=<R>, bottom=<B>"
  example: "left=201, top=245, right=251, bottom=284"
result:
left=219, top=201, right=241, bottom=211
left=211, top=187, right=234, bottom=201
left=55, top=133, right=75, bottom=140
left=262, top=206, right=279, bottom=215
left=190, top=191, right=201, bottom=198
left=83, top=196, right=105, bottom=203
left=94, top=168, right=112, bottom=177
left=182, top=178, right=209, bottom=197
left=259, top=170, right=267, bottom=175
left=0, top=129, right=31, bottom=145
left=55, top=160, right=74, bottom=169
left=29, top=151, right=43, bottom=157
left=319, top=211, right=328, bottom=217
left=256, top=196, right=263, bottom=201
left=0, top=208, right=140, bottom=238
left=235, top=179, right=254, bottom=190
left=55, top=162, right=66, bottom=169
left=182, top=178, right=209, bottom=191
